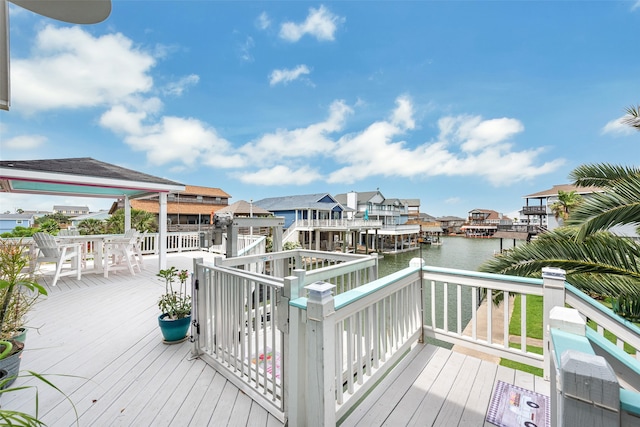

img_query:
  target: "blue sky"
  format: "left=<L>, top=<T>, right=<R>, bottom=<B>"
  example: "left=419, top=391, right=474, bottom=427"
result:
left=1, top=1, right=639, bottom=218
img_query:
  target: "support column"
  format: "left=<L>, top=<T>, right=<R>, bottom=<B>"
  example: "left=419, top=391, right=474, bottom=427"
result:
left=124, top=195, right=132, bottom=232
left=158, top=192, right=168, bottom=269
left=543, top=267, right=566, bottom=380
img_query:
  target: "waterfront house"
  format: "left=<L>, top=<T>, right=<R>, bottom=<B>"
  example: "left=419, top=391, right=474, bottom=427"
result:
left=119, top=184, right=231, bottom=231
left=254, top=193, right=355, bottom=251
left=53, top=204, right=90, bottom=215
left=0, top=212, right=35, bottom=233
left=436, top=215, right=465, bottom=234
left=461, top=208, right=512, bottom=238
left=522, top=184, right=604, bottom=232
left=335, top=190, right=421, bottom=253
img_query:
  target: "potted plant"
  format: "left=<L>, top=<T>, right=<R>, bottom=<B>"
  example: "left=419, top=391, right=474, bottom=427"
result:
left=0, top=239, right=47, bottom=387
left=157, top=267, right=191, bottom=344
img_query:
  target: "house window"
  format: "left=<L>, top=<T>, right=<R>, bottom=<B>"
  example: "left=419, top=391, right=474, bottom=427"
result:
left=16, top=220, right=23, bottom=225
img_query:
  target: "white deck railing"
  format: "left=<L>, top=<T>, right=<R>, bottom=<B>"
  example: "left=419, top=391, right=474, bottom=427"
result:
left=189, top=249, right=640, bottom=426
left=138, top=231, right=201, bottom=254
left=421, top=266, right=545, bottom=369
left=191, top=250, right=379, bottom=422
left=192, top=258, right=286, bottom=417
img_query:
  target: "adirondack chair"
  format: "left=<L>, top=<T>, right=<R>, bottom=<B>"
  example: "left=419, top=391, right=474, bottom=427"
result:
left=103, top=229, right=142, bottom=278
left=32, top=232, right=82, bottom=286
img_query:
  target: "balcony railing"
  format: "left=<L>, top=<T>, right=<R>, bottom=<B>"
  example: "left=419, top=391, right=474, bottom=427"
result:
left=522, top=206, right=547, bottom=215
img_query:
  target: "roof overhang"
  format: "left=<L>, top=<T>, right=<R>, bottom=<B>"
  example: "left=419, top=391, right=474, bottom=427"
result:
left=0, top=158, right=185, bottom=199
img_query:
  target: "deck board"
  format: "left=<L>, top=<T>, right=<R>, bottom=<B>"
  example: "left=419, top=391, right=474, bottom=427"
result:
left=6, top=251, right=550, bottom=426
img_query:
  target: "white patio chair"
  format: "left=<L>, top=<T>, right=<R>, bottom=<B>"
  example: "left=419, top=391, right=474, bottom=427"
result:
left=32, top=232, right=82, bottom=286
left=103, top=229, right=141, bottom=278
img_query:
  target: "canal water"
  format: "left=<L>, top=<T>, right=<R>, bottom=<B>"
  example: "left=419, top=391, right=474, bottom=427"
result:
left=378, top=235, right=507, bottom=276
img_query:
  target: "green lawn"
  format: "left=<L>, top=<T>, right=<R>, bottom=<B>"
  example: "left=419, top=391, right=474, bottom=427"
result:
left=499, top=293, right=638, bottom=375
left=500, top=343, right=543, bottom=377
left=508, top=294, right=544, bottom=340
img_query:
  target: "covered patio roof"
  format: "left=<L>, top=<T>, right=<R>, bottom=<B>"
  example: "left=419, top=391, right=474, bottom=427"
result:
left=0, top=157, right=184, bottom=198
left=0, top=157, right=185, bottom=269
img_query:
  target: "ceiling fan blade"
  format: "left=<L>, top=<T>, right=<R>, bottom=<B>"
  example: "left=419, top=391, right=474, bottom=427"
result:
left=8, top=0, right=111, bottom=24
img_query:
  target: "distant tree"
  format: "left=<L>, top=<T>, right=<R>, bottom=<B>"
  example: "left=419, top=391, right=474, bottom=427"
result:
left=35, top=212, right=70, bottom=227
left=78, top=218, right=106, bottom=235
left=549, top=190, right=582, bottom=223
left=16, top=209, right=23, bottom=214
left=7, top=226, right=36, bottom=237
left=105, top=209, right=157, bottom=233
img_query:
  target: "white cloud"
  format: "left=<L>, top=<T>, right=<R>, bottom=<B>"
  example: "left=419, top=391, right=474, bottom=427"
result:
left=269, top=65, right=311, bottom=86
left=279, top=5, right=344, bottom=42
left=239, top=99, right=352, bottom=165
left=12, top=25, right=155, bottom=112
left=99, top=106, right=244, bottom=168
left=327, top=97, right=564, bottom=186
left=163, top=74, right=200, bottom=97
left=237, top=165, right=322, bottom=185
left=632, top=1, right=640, bottom=11
left=1, top=134, right=47, bottom=149
left=601, top=116, right=636, bottom=136
left=257, top=12, right=271, bottom=30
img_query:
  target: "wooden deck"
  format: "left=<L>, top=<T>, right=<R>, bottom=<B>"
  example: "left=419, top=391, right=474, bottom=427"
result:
left=4, top=251, right=550, bottom=426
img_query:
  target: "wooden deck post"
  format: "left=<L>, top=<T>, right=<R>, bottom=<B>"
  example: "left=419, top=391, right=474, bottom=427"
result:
left=283, top=273, right=303, bottom=426
left=543, top=267, right=566, bottom=380
left=558, top=350, right=620, bottom=427
left=305, top=281, right=336, bottom=427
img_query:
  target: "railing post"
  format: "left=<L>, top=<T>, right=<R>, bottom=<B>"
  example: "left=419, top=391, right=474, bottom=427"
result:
left=283, top=274, right=304, bottom=427
left=305, top=282, right=336, bottom=427
left=191, top=257, right=203, bottom=358
left=543, top=267, right=566, bottom=380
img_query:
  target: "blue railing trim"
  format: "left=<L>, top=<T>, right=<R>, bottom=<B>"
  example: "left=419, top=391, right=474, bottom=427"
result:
left=334, top=267, right=420, bottom=310
left=290, top=297, right=308, bottom=310
left=550, top=328, right=595, bottom=366
left=422, top=265, right=544, bottom=286
left=288, top=266, right=421, bottom=311
left=565, top=283, right=640, bottom=333
left=620, top=388, right=640, bottom=416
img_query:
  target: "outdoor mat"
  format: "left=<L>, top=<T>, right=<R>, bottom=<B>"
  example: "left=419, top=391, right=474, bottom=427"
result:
left=486, top=380, right=550, bottom=427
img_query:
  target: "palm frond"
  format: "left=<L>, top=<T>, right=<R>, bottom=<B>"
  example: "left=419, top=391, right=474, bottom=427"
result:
left=479, top=228, right=640, bottom=298
left=621, top=105, right=640, bottom=130
left=566, top=176, right=640, bottom=239
left=569, top=163, right=640, bottom=188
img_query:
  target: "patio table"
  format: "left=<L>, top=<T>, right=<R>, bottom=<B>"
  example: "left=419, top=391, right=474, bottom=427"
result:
left=57, top=234, right=124, bottom=274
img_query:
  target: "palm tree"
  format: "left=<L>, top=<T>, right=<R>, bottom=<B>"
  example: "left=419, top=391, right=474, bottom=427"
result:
left=549, top=190, right=582, bottom=223
left=480, top=163, right=640, bottom=299
left=78, top=218, right=106, bottom=235
left=105, top=209, right=157, bottom=234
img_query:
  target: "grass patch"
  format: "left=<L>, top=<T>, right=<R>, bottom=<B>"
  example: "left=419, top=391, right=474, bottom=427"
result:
left=500, top=343, right=543, bottom=377
left=508, top=294, right=543, bottom=340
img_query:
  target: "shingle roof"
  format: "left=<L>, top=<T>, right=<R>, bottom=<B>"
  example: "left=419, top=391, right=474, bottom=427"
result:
left=0, top=158, right=183, bottom=186
left=524, top=184, right=604, bottom=199
left=254, top=193, right=340, bottom=211
left=216, top=200, right=271, bottom=216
